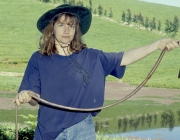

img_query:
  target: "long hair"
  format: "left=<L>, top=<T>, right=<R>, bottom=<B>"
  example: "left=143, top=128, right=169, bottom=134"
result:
left=39, top=13, right=87, bottom=55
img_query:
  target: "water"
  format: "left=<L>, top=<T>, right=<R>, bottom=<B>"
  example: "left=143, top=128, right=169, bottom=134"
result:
left=139, top=0, right=180, bottom=8
left=109, top=127, right=180, bottom=140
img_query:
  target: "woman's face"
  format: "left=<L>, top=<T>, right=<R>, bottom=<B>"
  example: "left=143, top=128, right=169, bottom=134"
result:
left=53, top=14, right=76, bottom=45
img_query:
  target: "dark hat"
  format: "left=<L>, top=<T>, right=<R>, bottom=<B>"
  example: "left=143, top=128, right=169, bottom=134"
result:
left=37, top=4, right=92, bottom=35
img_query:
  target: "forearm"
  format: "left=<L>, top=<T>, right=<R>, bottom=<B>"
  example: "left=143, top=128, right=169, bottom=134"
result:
left=121, top=41, right=158, bottom=66
left=121, top=38, right=180, bottom=66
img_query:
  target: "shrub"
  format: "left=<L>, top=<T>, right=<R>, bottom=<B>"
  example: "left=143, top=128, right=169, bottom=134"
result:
left=18, top=127, right=34, bottom=140
left=0, top=114, right=37, bottom=140
left=0, top=123, right=15, bottom=140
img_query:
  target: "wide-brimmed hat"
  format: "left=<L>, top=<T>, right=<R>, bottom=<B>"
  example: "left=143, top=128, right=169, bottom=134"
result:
left=37, top=4, right=92, bottom=35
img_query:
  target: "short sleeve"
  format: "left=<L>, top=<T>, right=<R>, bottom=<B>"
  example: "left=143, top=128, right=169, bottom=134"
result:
left=18, top=52, right=41, bottom=95
left=98, top=51, right=126, bottom=78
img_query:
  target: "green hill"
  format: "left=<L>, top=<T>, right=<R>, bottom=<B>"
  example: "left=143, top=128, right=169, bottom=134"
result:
left=0, top=0, right=180, bottom=90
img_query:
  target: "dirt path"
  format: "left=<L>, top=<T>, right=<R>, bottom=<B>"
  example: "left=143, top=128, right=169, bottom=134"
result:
left=104, top=81, right=180, bottom=105
left=0, top=81, right=179, bottom=110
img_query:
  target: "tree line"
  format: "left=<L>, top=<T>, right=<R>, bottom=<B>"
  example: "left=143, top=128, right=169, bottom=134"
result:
left=39, top=0, right=114, bottom=19
left=122, top=9, right=179, bottom=36
left=64, top=0, right=114, bottom=19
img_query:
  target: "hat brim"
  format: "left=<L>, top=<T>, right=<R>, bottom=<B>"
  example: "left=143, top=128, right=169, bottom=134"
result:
left=37, top=5, right=92, bottom=35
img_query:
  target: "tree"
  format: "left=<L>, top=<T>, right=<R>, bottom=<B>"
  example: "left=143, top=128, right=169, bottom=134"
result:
left=104, top=10, right=107, bottom=17
left=137, top=13, right=144, bottom=27
left=76, top=1, right=84, bottom=6
left=172, top=15, right=179, bottom=36
left=157, top=20, right=161, bottom=31
left=62, top=0, right=67, bottom=4
left=89, top=0, right=93, bottom=12
left=42, top=0, right=50, bottom=2
left=122, top=11, right=126, bottom=22
left=165, top=19, right=170, bottom=33
left=149, top=17, right=156, bottom=31
left=144, top=17, right=149, bottom=29
left=126, top=9, right=132, bottom=24
left=93, top=8, right=97, bottom=15
left=53, top=0, right=57, bottom=3
left=140, top=16, right=144, bottom=26
left=164, top=16, right=179, bottom=36
left=133, top=14, right=138, bottom=24
left=109, top=8, right=113, bottom=19
left=98, top=4, right=103, bottom=16
left=69, top=0, right=75, bottom=5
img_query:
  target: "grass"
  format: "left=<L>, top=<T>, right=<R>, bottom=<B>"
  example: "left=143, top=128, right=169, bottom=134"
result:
left=0, top=109, right=38, bottom=123
left=0, top=0, right=180, bottom=91
left=82, top=0, right=180, bottom=35
left=0, top=76, right=22, bottom=91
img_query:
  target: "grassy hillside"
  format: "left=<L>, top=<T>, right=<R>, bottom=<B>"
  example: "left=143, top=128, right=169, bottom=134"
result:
left=82, top=0, right=180, bottom=37
left=0, top=0, right=180, bottom=90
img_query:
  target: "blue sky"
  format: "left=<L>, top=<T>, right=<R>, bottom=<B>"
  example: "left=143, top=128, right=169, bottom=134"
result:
left=139, top=0, right=180, bottom=8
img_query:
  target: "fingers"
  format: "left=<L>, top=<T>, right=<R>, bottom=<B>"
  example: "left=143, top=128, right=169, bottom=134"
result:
left=158, top=38, right=179, bottom=52
left=13, top=90, right=32, bottom=106
left=13, top=98, right=21, bottom=106
left=165, top=40, right=179, bottom=52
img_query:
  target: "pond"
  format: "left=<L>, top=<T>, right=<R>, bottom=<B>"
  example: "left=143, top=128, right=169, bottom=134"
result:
left=108, top=127, right=180, bottom=140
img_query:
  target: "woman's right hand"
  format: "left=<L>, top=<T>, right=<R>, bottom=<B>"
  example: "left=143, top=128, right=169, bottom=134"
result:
left=13, top=90, right=33, bottom=106
left=156, top=38, right=180, bottom=52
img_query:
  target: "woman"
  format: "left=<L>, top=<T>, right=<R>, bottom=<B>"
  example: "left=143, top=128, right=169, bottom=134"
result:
left=14, top=4, right=179, bottom=140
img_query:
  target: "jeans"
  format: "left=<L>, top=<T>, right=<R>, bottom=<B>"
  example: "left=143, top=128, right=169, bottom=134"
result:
left=55, top=115, right=96, bottom=140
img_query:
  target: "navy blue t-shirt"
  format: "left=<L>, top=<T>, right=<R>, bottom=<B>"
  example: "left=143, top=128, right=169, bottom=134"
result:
left=18, top=48, right=126, bottom=140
